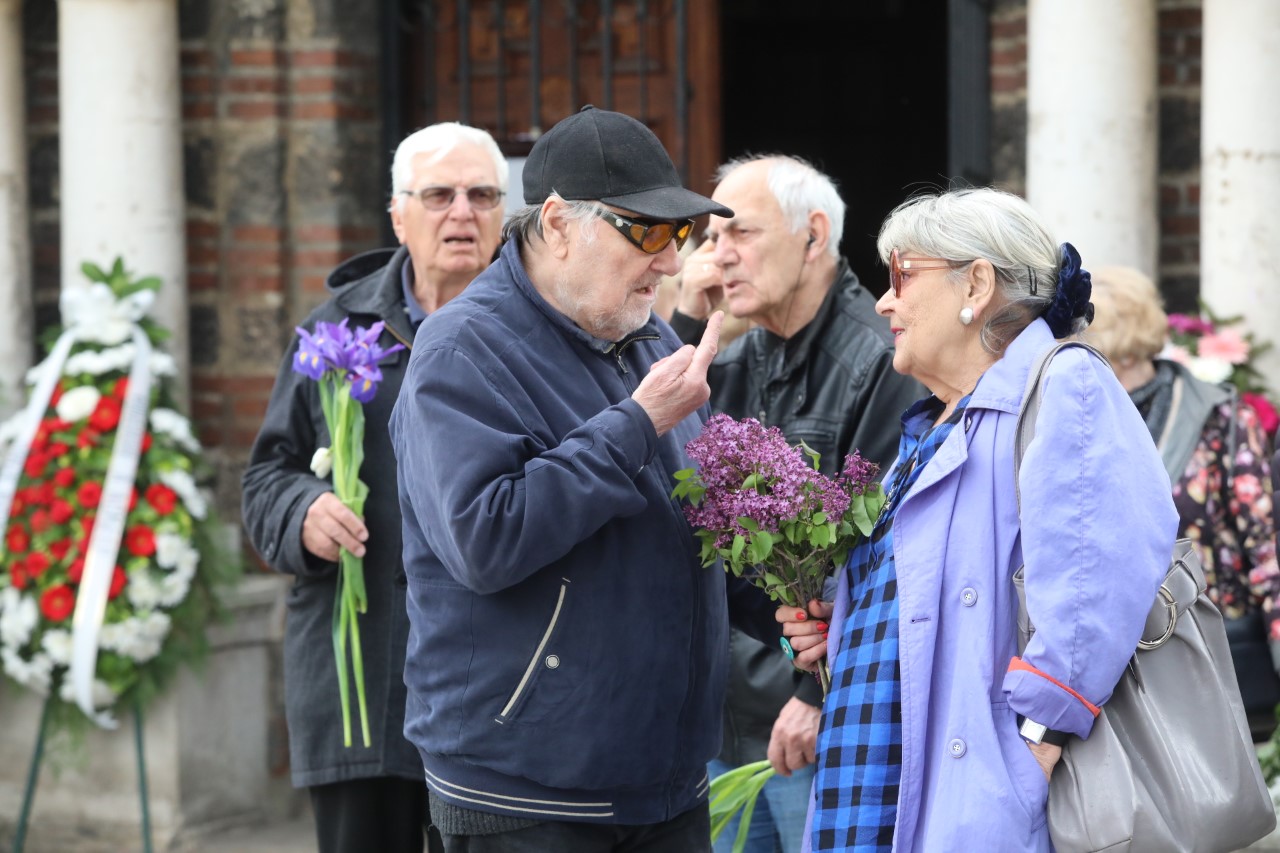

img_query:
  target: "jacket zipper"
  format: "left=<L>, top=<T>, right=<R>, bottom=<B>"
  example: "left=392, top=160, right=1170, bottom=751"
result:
left=497, top=579, right=569, bottom=721
left=605, top=334, right=660, bottom=381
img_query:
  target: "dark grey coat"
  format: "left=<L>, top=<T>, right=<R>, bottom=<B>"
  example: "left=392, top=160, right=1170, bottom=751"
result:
left=242, top=246, right=421, bottom=787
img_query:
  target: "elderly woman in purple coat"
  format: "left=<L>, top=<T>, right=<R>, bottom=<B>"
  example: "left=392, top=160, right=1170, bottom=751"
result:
left=781, top=188, right=1178, bottom=852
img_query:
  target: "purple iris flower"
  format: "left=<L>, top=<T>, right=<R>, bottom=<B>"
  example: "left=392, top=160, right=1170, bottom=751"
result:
left=293, top=327, right=330, bottom=380
left=292, top=318, right=405, bottom=405
left=351, top=321, right=406, bottom=367
left=348, top=363, right=384, bottom=403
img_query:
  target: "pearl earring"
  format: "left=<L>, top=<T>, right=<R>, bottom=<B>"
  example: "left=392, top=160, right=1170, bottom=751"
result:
left=959, top=307, right=974, bottom=326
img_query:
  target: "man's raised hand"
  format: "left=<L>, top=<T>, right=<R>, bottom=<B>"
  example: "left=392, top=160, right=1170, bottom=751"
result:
left=632, top=311, right=724, bottom=435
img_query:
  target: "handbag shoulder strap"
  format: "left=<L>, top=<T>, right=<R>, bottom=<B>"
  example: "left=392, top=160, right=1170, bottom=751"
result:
left=1014, top=340, right=1111, bottom=514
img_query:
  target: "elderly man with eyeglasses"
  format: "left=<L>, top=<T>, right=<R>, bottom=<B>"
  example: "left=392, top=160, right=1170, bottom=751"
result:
left=389, top=106, right=785, bottom=853
left=242, top=122, right=507, bottom=853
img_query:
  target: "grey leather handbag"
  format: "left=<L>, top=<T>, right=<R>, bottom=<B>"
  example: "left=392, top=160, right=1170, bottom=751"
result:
left=1012, top=341, right=1276, bottom=853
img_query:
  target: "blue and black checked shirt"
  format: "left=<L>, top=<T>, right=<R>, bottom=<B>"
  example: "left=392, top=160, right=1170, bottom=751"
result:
left=812, top=395, right=970, bottom=852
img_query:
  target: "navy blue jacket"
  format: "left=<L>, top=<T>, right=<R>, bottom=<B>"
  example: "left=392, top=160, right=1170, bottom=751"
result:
left=390, top=238, right=779, bottom=825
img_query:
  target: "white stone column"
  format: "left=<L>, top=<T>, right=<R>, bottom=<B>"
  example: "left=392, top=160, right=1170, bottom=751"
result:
left=58, top=0, right=188, bottom=396
left=1201, top=0, right=1280, bottom=385
left=1026, top=0, right=1158, bottom=275
left=0, top=0, right=33, bottom=418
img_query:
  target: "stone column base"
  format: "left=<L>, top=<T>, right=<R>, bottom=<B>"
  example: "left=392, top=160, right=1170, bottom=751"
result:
left=0, top=573, right=294, bottom=852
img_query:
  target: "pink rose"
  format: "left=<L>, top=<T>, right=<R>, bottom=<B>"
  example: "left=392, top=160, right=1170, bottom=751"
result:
left=1168, top=313, right=1216, bottom=336
left=1197, top=328, right=1250, bottom=364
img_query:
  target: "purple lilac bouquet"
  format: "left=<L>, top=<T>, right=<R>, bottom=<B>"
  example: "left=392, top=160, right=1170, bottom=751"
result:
left=672, top=414, right=885, bottom=694
left=293, top=318, right=404, bottom=748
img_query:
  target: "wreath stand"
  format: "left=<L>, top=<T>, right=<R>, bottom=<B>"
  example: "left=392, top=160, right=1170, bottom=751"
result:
left=11, top=696, right=154, bottom=853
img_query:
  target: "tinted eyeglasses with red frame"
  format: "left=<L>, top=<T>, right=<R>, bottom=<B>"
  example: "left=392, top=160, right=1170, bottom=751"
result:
left=888, top=248, right=957, bottom=297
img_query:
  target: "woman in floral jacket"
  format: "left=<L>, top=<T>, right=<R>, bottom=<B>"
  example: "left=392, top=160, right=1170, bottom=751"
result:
left=1088, top=266, right=1280, bottom=734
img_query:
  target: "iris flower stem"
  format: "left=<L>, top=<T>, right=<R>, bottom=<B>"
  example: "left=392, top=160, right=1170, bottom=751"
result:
left=328, top=376, right=372, bottom=748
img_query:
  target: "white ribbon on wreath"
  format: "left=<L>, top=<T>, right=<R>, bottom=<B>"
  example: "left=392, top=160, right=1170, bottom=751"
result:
left=0, top=282, right=155, bottom=726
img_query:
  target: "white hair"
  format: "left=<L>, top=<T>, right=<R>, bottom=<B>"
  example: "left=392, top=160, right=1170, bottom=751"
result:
left=876, top=188, right=1064, bottom=354
left=502, top=194, right=603, bottom=245
left=716, top=154, right=846, bottom=259
left=389, top=122, right=508, bottom=197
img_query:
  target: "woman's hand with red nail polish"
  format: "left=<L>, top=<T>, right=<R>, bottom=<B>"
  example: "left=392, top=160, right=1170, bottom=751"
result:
left=775, top=599, right=834, bottom=671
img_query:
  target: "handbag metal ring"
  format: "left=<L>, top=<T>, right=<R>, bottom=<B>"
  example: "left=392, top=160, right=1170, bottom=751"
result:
left=1138, top=586, right=1178, bottom=650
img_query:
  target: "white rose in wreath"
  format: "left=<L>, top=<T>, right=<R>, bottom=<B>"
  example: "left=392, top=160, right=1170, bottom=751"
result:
left=54, top=385, right=102, bottom=422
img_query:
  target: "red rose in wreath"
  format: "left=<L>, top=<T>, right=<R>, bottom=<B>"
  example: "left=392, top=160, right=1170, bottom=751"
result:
left=89, top=395, right=122, bottom=432
left=144, top=484, right=178, bottom=515
left=125, top=525, right=156, bottom=557
left=40, top=585, right=76, bottom=622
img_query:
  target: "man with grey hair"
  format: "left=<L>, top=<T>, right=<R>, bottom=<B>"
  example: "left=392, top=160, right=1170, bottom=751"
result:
left=670, top=154, right=922, bottom=853
left=390, top=106, right=783, bottom=852
left=242, top=121, right=507, bottom=853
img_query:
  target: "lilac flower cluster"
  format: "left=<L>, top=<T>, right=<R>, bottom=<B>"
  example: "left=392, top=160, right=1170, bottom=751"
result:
left=293, top=319, right=405, bottom=402
left=683, top=414, right=878, bottom=549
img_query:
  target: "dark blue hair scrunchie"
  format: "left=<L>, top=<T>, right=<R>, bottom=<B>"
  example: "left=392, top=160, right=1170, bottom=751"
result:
left=1043, top=242, right=1095, bottom=338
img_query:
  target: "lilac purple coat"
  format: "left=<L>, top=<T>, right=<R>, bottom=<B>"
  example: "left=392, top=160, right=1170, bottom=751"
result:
left=801, top=319, right=1178, bottom=852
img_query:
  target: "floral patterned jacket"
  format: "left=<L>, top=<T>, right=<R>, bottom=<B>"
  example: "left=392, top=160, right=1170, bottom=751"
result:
left=1173, top=399, right=1280, bottom=639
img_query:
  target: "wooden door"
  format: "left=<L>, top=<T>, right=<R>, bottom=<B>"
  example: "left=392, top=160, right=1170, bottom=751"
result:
left=401, top=1, right=722, bottom=199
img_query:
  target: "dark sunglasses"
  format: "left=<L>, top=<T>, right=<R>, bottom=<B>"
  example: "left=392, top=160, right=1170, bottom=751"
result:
left=888, top=248, right=958, bottom=297
left=596, top=209, right=695, bottom=254
left=403, top=185, right=505, bottom=211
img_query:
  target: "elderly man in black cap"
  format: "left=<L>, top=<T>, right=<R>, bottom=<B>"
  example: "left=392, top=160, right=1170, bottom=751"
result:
left=390, top=106, right=785, bottom=852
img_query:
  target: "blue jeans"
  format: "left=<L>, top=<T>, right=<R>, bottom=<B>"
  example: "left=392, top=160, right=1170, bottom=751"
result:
left=708, top=759, right=815, bottom=853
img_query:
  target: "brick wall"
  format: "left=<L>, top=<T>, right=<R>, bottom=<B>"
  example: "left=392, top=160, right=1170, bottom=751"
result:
left=989, top=0, right=1028, bottom=197
left=22, top=0, right=387, bottom=528
left=23, top=0, right=387, bottom=786
left=988, top=0, right=1202, bottom=312
left=179, top=0, right=385, bottom=522
left=1156, top=0, right=1202, bottom=313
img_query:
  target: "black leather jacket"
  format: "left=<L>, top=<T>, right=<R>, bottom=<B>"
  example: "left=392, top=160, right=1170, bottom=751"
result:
left=671, top=260, right=924, bottom=764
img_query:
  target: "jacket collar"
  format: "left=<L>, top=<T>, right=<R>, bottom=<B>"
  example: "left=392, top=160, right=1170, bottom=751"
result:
left=965, top=318, right=1057, bottom=416
left=332, top=244, right=417, bottom=347
left=500, top=237, right=662, bottom=355
left=894, top=318, right=1055, bottom=504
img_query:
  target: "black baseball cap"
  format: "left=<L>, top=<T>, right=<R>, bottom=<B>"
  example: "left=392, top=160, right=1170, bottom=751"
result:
left=523, top=105, right=733, bottom=221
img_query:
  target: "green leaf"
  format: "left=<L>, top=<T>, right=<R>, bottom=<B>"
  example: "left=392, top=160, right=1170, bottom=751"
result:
left=812, top=511, right=828, bottom=525
left=850, top=494, right=874, bottom=537
left=741, top=473, right=760, bottom=491
left=731, top=534, right=745, bottom=564
left=81, top=261, right=108, bottom=282
left=673, top=467, right=694, bottom=481
left=708, top=762, right=776, bottom=847
left=762, top=572, right=786, bottom=589
left=737, top=516, right=760, bottom=533
left=810, top=524, right=830, bottom=548
left=745, top=531, right=773, bottom=565
left=797, top=438, right=822, bottom=470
